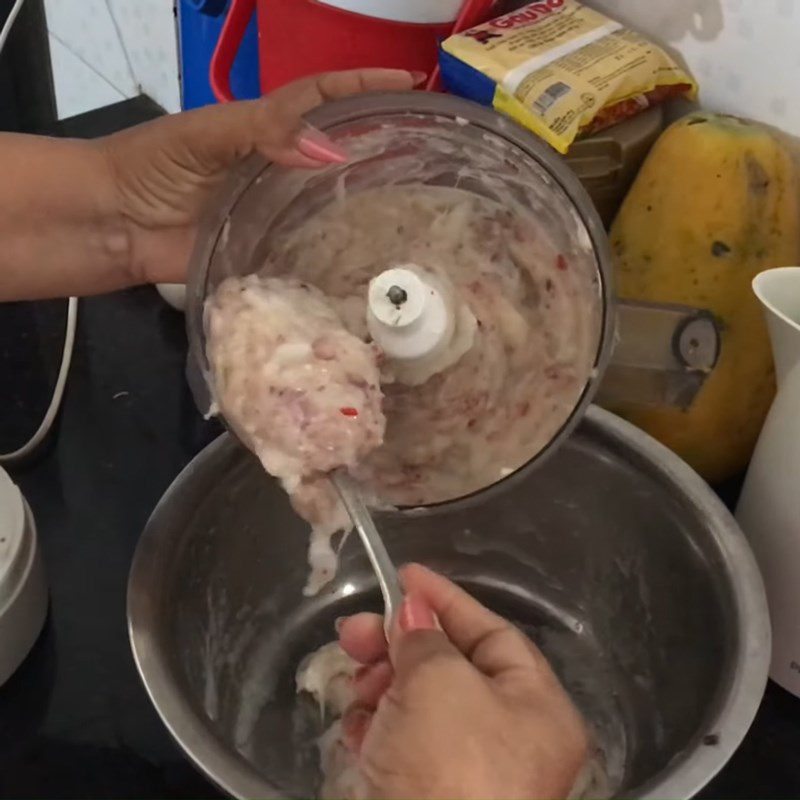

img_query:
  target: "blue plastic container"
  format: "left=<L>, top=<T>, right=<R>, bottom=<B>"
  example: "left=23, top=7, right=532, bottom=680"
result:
left=177, top=0, right=260, bottom=110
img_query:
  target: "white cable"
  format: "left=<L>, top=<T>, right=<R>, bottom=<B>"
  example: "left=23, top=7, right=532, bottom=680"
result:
left=0, top=0, right=80, bottom=464
left=0, top=298, right=78, bottom=464
left=0, top=0, right=26, bottom=54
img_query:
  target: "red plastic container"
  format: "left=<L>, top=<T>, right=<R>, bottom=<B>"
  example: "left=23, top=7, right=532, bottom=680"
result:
left=210, top=0, right=497, bottom=101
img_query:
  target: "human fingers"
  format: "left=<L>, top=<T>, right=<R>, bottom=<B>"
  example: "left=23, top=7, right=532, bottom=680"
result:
left=400, top=564, right=544, bottom=678
left=113, top=69, right=420, bottom=181
left=267, top=68, right=420, bottom=115
left=353, top=659, right=394, bottom=707
left=338, top=612, right=387, bottom=664
left=386, top=590, right=468, bottom=688
left=341, top=704, right=374, bottom=754
left=257, top=69, right=420, bottom=164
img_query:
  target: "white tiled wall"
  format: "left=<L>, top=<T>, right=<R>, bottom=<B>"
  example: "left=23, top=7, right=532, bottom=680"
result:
left=45, top=0, right=180, bottom=119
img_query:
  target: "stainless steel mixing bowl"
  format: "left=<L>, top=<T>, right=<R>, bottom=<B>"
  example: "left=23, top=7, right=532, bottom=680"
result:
left=128, top=407, right=769, bottom=799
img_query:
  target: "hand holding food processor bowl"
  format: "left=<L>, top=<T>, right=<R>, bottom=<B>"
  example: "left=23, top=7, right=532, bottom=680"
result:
left=186, top=92, right=614, bottom=518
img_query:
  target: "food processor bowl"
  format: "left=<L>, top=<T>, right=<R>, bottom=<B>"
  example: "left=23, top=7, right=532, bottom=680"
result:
left=185, top=92, right=614, bottom=508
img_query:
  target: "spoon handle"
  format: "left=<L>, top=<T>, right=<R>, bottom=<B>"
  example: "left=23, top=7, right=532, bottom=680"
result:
left=332, top=471, right=403, bottom=638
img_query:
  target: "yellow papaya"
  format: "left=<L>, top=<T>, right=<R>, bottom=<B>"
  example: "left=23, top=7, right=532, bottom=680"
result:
left=606, top=112, right=800, bottom=484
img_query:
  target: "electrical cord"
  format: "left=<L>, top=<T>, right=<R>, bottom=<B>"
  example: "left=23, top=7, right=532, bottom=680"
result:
left=0, top=0, right=26, bottom=53
left=0, top=0, right=80, bottom=464
left=0, top=298, right=78, bottom=464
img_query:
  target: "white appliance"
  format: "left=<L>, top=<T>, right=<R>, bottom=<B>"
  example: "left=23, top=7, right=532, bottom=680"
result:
left=0, top=466, right=48, bottom=686
left=736, top=268, right=800, bottom=698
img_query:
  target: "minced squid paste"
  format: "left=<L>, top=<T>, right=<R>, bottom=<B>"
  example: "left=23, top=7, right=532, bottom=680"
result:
left=296, top=640, right=611, bottom=800
left=205, top=184, right=600, bottom=590
left=205, top=276, right=385, bottom=590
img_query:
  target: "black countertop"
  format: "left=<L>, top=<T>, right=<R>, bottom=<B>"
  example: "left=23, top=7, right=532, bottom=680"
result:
left=0, top=100, right=799, bottom=800
left=0, top=290, right=224, bottom=798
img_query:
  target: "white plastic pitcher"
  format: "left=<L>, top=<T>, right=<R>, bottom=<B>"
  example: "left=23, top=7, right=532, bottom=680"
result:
left=736, top=267, right=800, bottom=697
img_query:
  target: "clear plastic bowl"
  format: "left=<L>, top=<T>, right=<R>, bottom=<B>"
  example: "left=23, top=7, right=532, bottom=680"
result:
left=185, top=92, right=614, bottom=506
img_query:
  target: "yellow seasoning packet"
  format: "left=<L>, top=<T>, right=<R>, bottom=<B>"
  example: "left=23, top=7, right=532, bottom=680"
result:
left=440, top=0, right=697, bottom=154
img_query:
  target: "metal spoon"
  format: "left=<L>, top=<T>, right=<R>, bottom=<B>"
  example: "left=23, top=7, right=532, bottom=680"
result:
left=331, top=470, right=403, bottom=638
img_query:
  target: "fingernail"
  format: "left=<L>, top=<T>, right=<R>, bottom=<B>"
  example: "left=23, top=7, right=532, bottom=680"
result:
left=410, top=70, right=428, bottom=87
left=334, top=616, right=346, bottom=633
left=399, top=592, right=437, bottom=633
left=342, top=707, right=371, bottom=734
left=342, top=707, right=372, bottom=752
left=296, top=125, right=348, bottom=164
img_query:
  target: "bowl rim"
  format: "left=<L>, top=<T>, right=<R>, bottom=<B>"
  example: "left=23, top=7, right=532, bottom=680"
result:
left=128, top=406, right=770, bottom=800
left=585, top=409, right=770, bottom=799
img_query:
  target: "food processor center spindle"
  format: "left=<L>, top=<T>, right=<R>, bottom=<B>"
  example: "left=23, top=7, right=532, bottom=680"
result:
left=366, top=264, right=478, bottom=385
